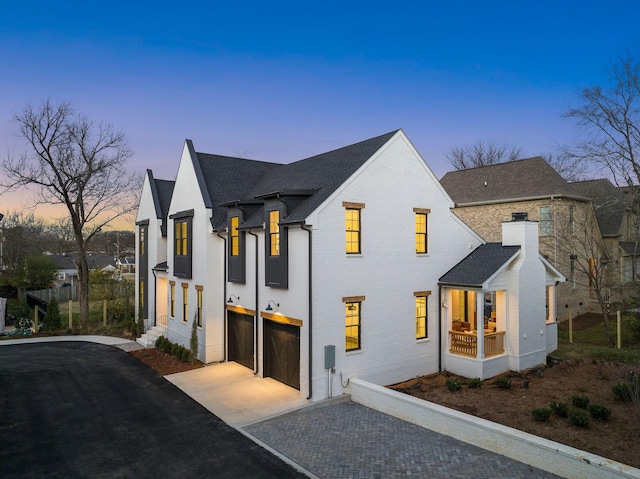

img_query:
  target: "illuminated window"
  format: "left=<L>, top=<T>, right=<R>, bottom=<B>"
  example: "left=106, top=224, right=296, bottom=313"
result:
left=230, top=216, right=239, bottom=256
left=182, top=283, right=188, bottom=322
left=343, top=296, right=364, bottom=351
left=139, top=280, right=145, bottom=309
left=175, top=220, right=188, bottom=256
left=539, top=206, right=551, bottom=235
left=415, top=292, right=431, bottom=339
left=344, top=202, right=364, bottom=254
left=269, top=210, right=280, bottom=256
left=170, top=282, right=175, bottom=317
left=414, top=208, right=430, bottom=254
left=196, top=286, right=203, bottom=327
left=139, top=228, right=145, bottom=255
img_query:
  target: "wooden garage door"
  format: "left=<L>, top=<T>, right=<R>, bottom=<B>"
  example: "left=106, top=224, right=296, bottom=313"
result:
left=227, top=312, right=254, bottom=370
left=264, top=320, right=300, bottom=390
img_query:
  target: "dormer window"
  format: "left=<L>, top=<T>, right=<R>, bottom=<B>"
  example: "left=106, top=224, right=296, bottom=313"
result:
left=170, top=209, right=193, bottom=278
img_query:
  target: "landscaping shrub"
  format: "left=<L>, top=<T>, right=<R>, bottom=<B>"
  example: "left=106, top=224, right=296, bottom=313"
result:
left=180, top=347, right=192, bottom=363
left=532, top=407, right=553, bottom=422
left=588, top=404, right=612, bottom=421
left=495, top=376, right=511, bottom=389
left=549, top=400, right=569, bottom=417
left=41, top=296, right=62, bottom=331
left=612, top=382, right=633, bottom=402
left=568, top=409, right=590, bottom=427
left=570, top=394, right=590, bottom=409
left=445, top=378, right=462, bottom=392
left=190, top=313, right=199, bottom=364
left=467, top=378, right=482, bottom=389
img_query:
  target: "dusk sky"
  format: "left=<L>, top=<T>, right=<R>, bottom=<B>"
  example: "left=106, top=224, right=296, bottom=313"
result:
left=1, top=1, right=638, bottom=225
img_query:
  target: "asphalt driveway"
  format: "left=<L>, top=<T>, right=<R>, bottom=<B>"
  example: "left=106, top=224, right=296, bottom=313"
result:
left=0, top=341, right=307, bottom=479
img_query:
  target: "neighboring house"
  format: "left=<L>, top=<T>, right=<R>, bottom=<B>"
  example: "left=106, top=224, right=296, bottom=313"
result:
left=50, top=253, right=121, bottom=288
left=571, top=179, right=640, bottom=306
left=136, top=131, right=563, bottom=400
left=440, top=157, right=597, bottom=318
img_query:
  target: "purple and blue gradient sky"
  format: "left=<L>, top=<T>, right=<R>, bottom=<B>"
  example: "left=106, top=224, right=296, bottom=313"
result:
left=1, top=1, right=638, bottom=222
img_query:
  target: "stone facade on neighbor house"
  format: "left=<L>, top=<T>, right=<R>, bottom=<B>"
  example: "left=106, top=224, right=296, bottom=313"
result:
left=135, top=131, right=564, bottom=400
left=439, top=157, right=629, bottom=320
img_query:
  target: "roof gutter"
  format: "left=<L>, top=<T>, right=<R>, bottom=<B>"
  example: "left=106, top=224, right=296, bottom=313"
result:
left=454, top=194, right=591, bottom=207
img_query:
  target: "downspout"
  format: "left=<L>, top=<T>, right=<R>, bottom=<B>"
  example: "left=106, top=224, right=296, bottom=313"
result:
left=301, top=224, right=313, bottom=400
left=152, top=268, right=157, bottom=327
left=216, top=232, right=227, bottom=362
left=438, top=284, right=442, bottom=372
left=248, top=229, right=259, bottom=375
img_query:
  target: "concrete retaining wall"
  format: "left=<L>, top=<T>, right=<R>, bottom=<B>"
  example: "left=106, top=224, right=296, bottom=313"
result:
left=349, top=378, right=640, bottom=479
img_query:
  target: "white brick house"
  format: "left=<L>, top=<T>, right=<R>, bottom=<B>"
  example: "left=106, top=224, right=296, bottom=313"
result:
left=136, top=130, right=564, bottom=400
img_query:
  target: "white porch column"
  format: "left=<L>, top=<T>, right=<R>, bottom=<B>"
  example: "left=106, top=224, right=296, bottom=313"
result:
left=477, top=293, right=485, bottom=359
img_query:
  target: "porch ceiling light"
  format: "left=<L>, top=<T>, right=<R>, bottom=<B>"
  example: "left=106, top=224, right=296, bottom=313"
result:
left=266, top=300, right=279, bottom=311
left=227, top=294, right=240, bottom=304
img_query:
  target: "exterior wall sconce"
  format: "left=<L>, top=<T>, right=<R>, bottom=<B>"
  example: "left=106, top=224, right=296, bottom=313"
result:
left=227, top=294, right=240, bottom=304
left=441, top=301, right=448, bottom=308
left=265, top=300, right=279, bottom=311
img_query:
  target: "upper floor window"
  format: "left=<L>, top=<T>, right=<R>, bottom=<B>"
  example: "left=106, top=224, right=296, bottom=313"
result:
left=415, top=291, right=431, bottom=339
left=230, top=216, right=239, bottom=256
left=343, top=202, right=364, bottom=254
left=269, top=210, right=280, bottom=256
left=175, top=220, right=188, bottom=255
left=570, top=254, right=577, bottom=289
left=568, top=205, right=575, bottom=235
left=414, top=208, right=430, bottom=254
left=170, top=210, right=194, bottom=278
left=539, top=206, right=551, bottom=236
left=139, top=227, right=145, bottom=255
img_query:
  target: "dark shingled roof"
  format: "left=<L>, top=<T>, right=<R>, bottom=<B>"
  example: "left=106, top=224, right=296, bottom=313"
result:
left=620, top=242, right=640, bottom=256
left=200, top=130, right=399, bottom=229
left=195, top=153, right=281, bottom=229
left=155, top=179, right=175, bottom=236
left=440, top=157, right=586, bottom=205
left=439, top=243, right=521, bottom=287
left=570, top=179, right=629, bottom=237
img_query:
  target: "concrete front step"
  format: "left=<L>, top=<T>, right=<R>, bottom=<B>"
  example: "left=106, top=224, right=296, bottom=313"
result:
left=136, top=325, right=167, bottom=349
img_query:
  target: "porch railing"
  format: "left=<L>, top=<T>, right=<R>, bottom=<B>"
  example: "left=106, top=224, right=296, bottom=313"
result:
left=156, top=314, right=168, bottom=333
left=449, top=331, right=505, bottom=358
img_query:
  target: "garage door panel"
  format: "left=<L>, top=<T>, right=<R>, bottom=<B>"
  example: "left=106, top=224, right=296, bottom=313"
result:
left=228, top=312, right=254, bottom=370
left=264, top=321, right=300, bottom=390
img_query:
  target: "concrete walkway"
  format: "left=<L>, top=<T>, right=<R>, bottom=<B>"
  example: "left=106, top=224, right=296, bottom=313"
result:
left=166, top=362, right=310, bottom=426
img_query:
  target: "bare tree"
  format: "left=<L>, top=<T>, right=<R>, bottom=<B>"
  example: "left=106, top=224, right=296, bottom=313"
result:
left=541, top=151, right=589, bottom=182
left=0, top=211, right=49, bottom=275
left=544, top=203, right=616, bottom=346
left=447, top=140, right=522, bottom=170
left=564, top=51, right=640, bottom=196
left=1, top=100, right=141, bottom=327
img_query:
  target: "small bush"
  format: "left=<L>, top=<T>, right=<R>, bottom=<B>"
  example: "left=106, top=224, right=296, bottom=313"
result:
left=532, top=407, right=553, bottom=422
left=41, top=296, right=62, bottom=331
left=612, top=382, right=637, bottom=402
left=568, top=409, right=590, bottom=427
left=467, top=378, right=482, bottom=389
left=155, top=336, right=166, bottom=349
left=163, top=340, right=172, bottom=354
left=170, top=343, right=180, bottom=356
left=180, top=347, right=192, bottom=363
left=570, top=394, right=590, bottom=409
left=549, top=400, right=569, bottom=418
left=588, top=404, right=612, bottom=421
left=445, top=378, right=462, bottom=392
left=495, top=376, right=512, bottom=389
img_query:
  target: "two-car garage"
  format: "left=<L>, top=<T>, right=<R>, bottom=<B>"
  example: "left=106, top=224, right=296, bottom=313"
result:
left=227, top=309, right=300, bottom=390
